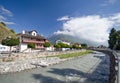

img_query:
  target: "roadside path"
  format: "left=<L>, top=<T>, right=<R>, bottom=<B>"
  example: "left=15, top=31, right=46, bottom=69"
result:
left=0, top=51, right=110, bottom=83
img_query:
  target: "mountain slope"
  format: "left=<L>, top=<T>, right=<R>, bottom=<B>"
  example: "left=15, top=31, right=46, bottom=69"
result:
left=48, top=34, right=77, bottom=44
left=0, top=22, right=16, bottom=42
left=48, top=33, right=99, bottom=46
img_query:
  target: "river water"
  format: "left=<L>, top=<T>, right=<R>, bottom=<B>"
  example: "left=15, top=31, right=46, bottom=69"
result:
left=0, top=51, right=110, bottom=83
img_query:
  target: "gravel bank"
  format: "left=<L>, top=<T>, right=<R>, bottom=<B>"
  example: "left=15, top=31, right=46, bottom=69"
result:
left=0, top=57, right=62, bottom=74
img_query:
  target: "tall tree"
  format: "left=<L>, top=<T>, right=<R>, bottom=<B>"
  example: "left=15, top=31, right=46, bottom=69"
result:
left=115, top=30, right=120, bottom=50
left=108, top=28, right=119, bottom=49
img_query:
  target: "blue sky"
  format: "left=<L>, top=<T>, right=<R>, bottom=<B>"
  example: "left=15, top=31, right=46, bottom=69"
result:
left=0, top=0, right=120, bottom=46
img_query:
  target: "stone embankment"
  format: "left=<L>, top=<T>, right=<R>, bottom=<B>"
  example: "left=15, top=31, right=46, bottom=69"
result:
left=0, top=57, right=61, bottom=74
left=0, top=50, right=85, bottom=62
left=0, top=50, right=86, bottom=74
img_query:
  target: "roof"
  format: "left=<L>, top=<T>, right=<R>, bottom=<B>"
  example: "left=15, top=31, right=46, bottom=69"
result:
left=27, top=30, right=38, bottom=33
left=17, top=33, right=46, bottom=40
left=17, top=30, right=47, bottom=40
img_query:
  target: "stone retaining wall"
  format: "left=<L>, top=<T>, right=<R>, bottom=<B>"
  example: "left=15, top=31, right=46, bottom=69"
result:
left=0, top=50, right=86, bottom=62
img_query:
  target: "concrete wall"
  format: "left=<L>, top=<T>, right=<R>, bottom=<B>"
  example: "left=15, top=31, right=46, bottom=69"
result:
left=91, top=48, right=118, bottom=83
left=46, top=47, right=55, bottom=51
left=19, top=43, right=27, bottom=52
left=0, top=44, right=10, bottom=52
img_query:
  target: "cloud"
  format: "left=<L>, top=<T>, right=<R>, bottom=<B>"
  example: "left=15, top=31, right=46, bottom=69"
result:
left=0, top=15, right=6, bottom=20
left=108, top=0, right=117, bottom=4
left=0, top=5, right=14, bottom=25
left=101, top=0, right=117, bottom=6
left=3, top=21, right=15, bottom=25
left=109, top=13, right=120, bottom=26
left=0, top=5, right=13, bottom=16
left=0, top=16, right=15, bottom=24
left=55, top=13, right=120, bottom=46
left=57, top=16, right=70, bottom=21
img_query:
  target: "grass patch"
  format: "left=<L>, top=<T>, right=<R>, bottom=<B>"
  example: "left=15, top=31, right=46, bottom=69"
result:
left=47, top=50, right=92, bottom=59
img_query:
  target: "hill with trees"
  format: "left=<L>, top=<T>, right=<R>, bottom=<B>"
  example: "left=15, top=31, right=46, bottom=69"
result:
left=0, top=22, right=16, bottom=42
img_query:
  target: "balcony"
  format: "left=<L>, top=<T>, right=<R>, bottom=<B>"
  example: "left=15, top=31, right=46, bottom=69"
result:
left=22, top=39, right=45, bottom=44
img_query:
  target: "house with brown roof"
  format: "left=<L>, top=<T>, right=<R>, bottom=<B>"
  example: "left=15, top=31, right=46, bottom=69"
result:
left=17, top=30, right=48, bottom=52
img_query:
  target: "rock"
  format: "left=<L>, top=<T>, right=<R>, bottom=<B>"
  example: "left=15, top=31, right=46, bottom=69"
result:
left=0, top=57, right=62, bottom=74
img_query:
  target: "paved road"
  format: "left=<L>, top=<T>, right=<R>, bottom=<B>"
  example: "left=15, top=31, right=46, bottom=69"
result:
left=0, top=51, right=110, bottom=83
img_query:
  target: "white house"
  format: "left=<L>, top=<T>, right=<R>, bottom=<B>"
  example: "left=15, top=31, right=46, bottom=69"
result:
left=56, top=40, right=71, bottom=45
left=55, top=40, right=71, bottom=51
left=46, top=46, right=55, bottom=51
left=17, top=30, right=48, bottom=52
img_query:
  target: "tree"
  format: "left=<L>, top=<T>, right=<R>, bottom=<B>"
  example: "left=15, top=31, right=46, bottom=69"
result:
left=108, top=28, right=119, bottom=49
left=10, top=29, right=15, bottom=33
left=81, top=43, right=87, bottom=48
left=115, top=30, right=120, bottom=50
left=72, top=44, right=79, bottom=49
left=28, top=43, right=35, bottom=49
left=1, top=38, right=19, bottom=56
left=54, top=44, right=61, bottom=48
left=43, top=42, right=51, bottom=47
left=0, top=22, right=6, bottom=26
left=54, top=43, right=71, bottom=48
left=72, top=43, right=81, bottom=49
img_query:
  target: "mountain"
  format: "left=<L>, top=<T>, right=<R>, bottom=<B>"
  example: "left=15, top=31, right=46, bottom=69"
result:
left=48, top=33, right=100, bottom=46
left=0, top=22, right=16, bottom=42
left=48, top=34, right=78, bottom=44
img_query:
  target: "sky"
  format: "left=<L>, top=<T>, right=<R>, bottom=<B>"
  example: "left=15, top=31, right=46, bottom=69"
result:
left=0, top=0, right=120, bottom=46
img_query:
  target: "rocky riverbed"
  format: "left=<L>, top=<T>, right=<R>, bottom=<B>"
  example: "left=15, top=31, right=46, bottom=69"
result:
left=0, top=50, right=87, bottom=74
left=0, top=57, right=62, bottom=74
left=0, top=56, right=81, bottom=74
left=0, top=51, right=110, bottom=83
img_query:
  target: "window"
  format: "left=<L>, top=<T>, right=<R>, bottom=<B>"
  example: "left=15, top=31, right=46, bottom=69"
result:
left=33, top=33, right=36, bottom=36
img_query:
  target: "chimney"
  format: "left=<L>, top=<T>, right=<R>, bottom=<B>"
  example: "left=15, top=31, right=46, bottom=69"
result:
left=22, top=30, right=25, bottom=34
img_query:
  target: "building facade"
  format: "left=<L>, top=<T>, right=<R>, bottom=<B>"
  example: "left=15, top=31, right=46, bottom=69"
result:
left=55, top=40, right=71, bottom=45
left=17, top=30, right=48, bottom=52
left=55, top=40, right=71, bottom=51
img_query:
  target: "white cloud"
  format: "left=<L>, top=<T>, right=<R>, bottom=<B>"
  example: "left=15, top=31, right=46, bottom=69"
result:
left=108, top=0, right=117, bottom=4
left=3, top=21, right=15, bottom=25
left=109, top=13, right=120, bottom=26
left=0, top=5, right=14, bottom=25
left=101, top=0, right=117, bottom=6
left=0, top=5, right=13, bottom=16
left=57, top=16, right=70, bottom=21
left=0, top=15, right=6, bottom=20
left=55, top=13, right=120, bottom=46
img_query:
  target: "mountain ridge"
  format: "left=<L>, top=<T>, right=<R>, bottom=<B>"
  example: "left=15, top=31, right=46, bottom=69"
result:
left=48, top=33, right=100, bottom=46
